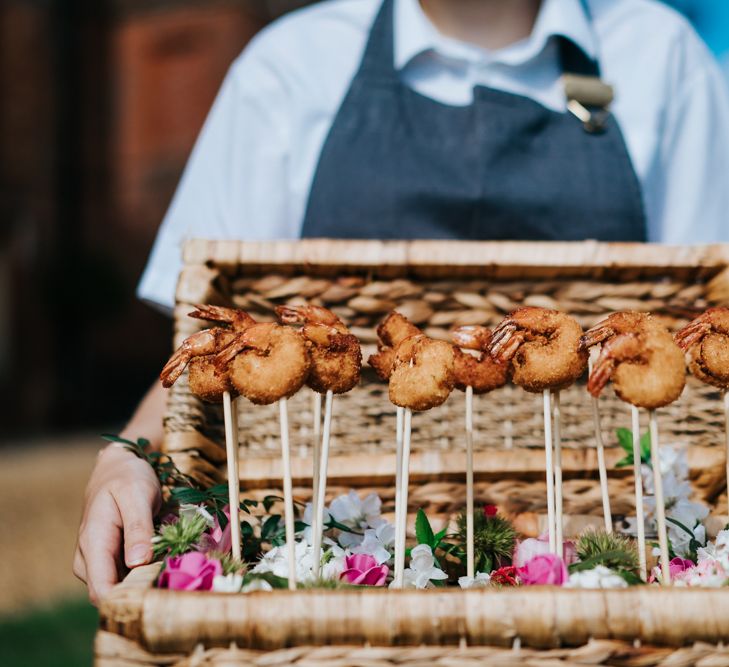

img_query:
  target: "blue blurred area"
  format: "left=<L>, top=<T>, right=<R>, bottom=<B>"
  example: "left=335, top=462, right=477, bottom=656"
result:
left=663, top=0, right=729, bottom=77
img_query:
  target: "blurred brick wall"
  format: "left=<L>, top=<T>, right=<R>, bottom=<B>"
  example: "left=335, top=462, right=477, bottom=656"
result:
left=0, top=1, right=313, bottom=434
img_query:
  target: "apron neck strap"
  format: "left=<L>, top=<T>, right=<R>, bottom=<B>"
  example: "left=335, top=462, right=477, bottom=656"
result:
left=359, top=1, right=604, bottom=85
left=558, top=37, right=600, bottom=77
left=357, top=0, right=398, bottom=84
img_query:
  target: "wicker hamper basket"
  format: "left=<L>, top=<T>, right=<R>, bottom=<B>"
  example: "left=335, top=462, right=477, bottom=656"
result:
left=98, top=240, right=729, bottom=667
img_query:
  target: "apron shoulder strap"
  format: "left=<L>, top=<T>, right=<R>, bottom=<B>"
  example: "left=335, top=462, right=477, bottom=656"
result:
left=356, top=0, right=398, bottom=85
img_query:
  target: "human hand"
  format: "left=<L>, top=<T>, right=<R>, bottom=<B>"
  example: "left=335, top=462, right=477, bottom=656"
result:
left=73, top=444, right=161, bottom=605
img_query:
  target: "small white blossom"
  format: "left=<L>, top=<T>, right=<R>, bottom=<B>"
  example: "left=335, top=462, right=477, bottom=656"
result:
left=301, top=502, right=331, bottom=545
left=240, top=578, right=273, bottom=593
left=565, top=566, right=628, bottom=589
left=328, top=491, right=385, bottom=549
left=252, top=540, right=345, bottom=583
left=179, top=504, right=215, bottom=528
left=396, top=544, right=448, bottom=589
left=458, top=572, right=491, bottom=589
left=212, top=573, right=244, bottom=593
left=641, top=444, right=709, bottom=559
left=352, top=521, right=395, bottom=565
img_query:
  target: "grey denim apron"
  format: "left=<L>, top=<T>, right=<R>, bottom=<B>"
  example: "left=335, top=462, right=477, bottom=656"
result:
left=301, top=0, right=647, bottom=241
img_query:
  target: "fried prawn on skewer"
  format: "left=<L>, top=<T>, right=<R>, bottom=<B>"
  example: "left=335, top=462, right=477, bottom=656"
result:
left=159, top=305, right=256, bottom=402
left=581, top=311, right=685, bottom=409
left=214, top=321, right=310, bottom=405
left=451, top=325, right=509, bottom=394
left=275, top=305, right=361, bottom=394
left=369, top=312, right=455, bottom=411
left=489, top=307, right=587, bottom=392
left=675, top=307, right=729, bottom=390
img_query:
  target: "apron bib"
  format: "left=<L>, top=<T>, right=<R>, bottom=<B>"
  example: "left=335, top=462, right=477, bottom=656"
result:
left=301, top=0, right=647, bottom=241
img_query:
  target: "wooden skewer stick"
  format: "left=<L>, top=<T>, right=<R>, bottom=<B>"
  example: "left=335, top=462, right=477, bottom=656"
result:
left=724, top=391, right=729, bottom=519
left=393, top=407, right=405, bottom=586
left=631, top=406, right=647, bottom=581
left=649, top=410, right=671, bottom=584
left=465, top=385, right=475, bottom=579
left=311, top=391, right=322, bottom=546
left=588, top=358, right=612, bottom=533
left=312, top=390, right=333, bottom=579
left=552, top=391, right=564, bottom=556
left=542, top=389, right=557, bottom=554
left=222, top=391, right=241, bottom=561
left=279, top=398, right=296, bottom=590
left=394, top=408, right=413, bottom=588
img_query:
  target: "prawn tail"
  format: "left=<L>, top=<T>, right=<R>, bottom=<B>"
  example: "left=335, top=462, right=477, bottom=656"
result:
left=488, top=323, right=520, bottom=361
left=189, top=305, right=256, bottom=331
left=160, top=348, right=190, bottom=387
left=674, top=322, right=710, bottom=351
left=213, top=335, right=247, bottom=372
left=451, top=325, right=488, bottom=351
left=580, top=325, right=615, bottom=351
left=587, top=355, right=616, bottom=398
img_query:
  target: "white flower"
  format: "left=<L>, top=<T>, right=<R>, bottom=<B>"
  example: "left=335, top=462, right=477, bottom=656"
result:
left=252, top=540, right=345, bottom=583
left=240, top=578, right=273, bottom=593
left=352, top=521, right=395, bottom=565
left=301, top=502, right=331, bottom=545
left=565, top=566, right=628, bottom=589
left=330, top=491, right=382, bottom=529
left=397, top=544, right=448, bottom=589
left=212, top=573, right=244, bottom=593
left=698, top=530, right=729, bottom=572
left=328, top=491, right=384, bottom=549
left=458, top=572, right=491, bottom=589
left=179, top=503, right=215, bottom=528
left=641, top=443, right=709, bottom=559
left=674, top=558, right=728, bottom=588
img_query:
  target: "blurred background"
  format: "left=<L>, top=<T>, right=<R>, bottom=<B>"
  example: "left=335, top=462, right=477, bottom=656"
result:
left=0, top=1, right=727, bottom=665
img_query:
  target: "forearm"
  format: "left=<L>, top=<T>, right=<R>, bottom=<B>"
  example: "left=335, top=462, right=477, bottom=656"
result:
left=119, top=381, right=167, bottom=451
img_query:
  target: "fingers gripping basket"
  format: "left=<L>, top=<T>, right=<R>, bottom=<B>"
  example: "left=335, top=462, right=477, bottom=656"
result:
left=98, top=240, right=729, bottom=666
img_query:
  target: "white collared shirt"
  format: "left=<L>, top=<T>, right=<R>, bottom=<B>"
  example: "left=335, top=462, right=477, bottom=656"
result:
left=139, top=0, right=729, bottom=310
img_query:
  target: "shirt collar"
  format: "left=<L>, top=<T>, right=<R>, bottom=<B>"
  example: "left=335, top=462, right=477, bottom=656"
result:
left=394, top=0, right=598, bottom=70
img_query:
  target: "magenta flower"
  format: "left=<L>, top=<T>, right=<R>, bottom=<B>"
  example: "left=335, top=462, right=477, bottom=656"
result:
left=158, top=552, right=222, bottom=591
left=513, top=534, right=576, bottom=567
left=518, top=553, right=568, bottom=586
left=198, top=507, right=232, bottom=554
left=650, top=556, right=695, bottom=583
left=340, top=553, right=389, bottom=586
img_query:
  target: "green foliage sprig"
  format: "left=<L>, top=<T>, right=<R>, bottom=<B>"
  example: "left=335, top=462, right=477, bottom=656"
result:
left=102, top=434, right=194, bottom=488
left=614, top=428, right=651, bottom=468
left=454, top=508, right=517, bottom=574
left=572, top=528, right=642, bottom=584
left=152, top=513, right=208, bottom=559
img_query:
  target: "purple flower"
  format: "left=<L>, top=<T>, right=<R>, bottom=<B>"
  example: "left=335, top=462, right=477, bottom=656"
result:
left=158, top=552, right=222, bottom=591
left=340, top=553, right=389, bottom=586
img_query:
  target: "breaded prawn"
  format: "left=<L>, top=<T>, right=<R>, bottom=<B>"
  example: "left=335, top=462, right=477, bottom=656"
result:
left=489, top=307, right=587, bottom=392
left=276, top=305, right=361, bottom=394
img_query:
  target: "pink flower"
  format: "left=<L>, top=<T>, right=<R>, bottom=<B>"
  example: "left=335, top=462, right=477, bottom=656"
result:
left=518, top=553, right=568, bottom=586
left=513, top=534, right=576, bottom=567
left=158, top=552, right=222, bottom=591
left=198, top=507, right=232, bottom=554
left=650, top=557, right=694, bottom=583
left=340, top=553, right=389, bottom=586
left=483, top=505, right=499, bottom=518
